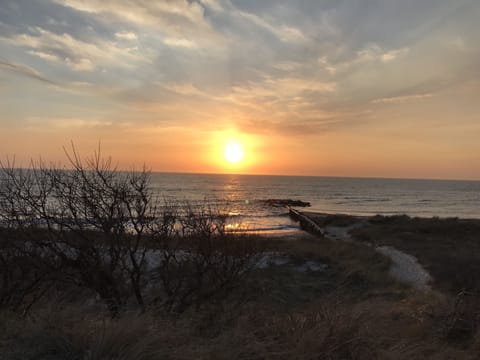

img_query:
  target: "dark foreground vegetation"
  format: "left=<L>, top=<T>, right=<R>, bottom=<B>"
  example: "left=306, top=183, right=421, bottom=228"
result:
left=2, top=150, right=480, bottom=359
left=0, top=147, right=260, bottom=318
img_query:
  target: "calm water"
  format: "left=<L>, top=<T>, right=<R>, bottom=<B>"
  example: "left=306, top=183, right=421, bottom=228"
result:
left=151, top=173, right=480, bottom=235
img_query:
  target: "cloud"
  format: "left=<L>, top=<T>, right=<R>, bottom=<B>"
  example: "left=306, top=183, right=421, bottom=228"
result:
left=232, top=77, right=336, bottom=100
left=357, top=44, right=410, bottom=64
left=372, top=93, right=433, bottom=104
left=2, top=27, right=145, bottom=72
left=199, top=0, right=225, bottom=13
left=162, top=82, right=206, bottom=97
left=25, top=116, right=113, bottom=129
left=115, top=31, right=138, bottom=40
left=380, top=48, right=410, bottom=63
left=163, top=37, right=198, bottom=48
left=27, top=50, right=59, bottom=62
left=0, top=58, right=57, bottom=85
left=1, top=0, right=479, bottom=141
left=52, top=0, right=220, bottom=43
left=234, top=9, right=306, bottom=43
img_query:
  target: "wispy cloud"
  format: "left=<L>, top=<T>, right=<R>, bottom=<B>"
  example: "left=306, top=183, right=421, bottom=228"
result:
left=25, top=116, right=113, bottom=130
left=0, top=0, right=478, bottom=138
left=372, top=93, right=433, bottom=104
left=235, top=10, right=306, bottom=43
left=115, top=31, right=138, bottom=41
left=163, top=37, right=199, bottom=49
left=199, top=0, right=225, bottom=13
left=2, top=27, right=146, bottom=72
left=52, top=0, right=221, bottom=43
left=357, top=44, right=410, bottom=64
left=0, top=58, right=57, bottom=85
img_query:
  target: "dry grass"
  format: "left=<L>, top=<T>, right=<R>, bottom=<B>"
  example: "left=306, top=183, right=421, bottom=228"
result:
left=263, top=234, right=398, bottom=299
left=2, top=293, right=479, bottom=360
left=350, top=215, right=480, bottom=294
left=3, top=229, right=480, bottom=359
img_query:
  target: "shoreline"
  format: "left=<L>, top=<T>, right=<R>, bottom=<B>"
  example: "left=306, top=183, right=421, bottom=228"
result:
left=301, top=209, right=480, bottom=222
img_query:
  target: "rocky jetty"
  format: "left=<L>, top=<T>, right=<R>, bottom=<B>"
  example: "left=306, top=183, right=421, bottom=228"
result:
left=260, top=199, right=311, bottom=207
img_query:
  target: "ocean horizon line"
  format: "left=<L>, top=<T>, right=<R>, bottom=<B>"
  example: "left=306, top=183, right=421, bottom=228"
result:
left=4, top=165, right=480, bottom=183
left=151, top=171, right=480, bottom=183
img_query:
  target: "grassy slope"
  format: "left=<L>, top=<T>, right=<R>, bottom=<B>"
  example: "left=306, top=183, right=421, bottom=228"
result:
left=3, top=231, right=480, bottom=359
left=350, top=215, right=480, bottom=294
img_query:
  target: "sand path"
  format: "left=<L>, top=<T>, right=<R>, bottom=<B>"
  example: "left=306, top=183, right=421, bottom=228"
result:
left=298, top=212, right=433, bottom=291
left=376, top=246, right=431, bottom=291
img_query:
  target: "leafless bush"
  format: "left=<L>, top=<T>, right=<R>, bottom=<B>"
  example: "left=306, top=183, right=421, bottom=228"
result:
left=0, top=228, right=58, bottom=312
left=0, top=146, right=262, bottom=316
left=0, top=146, right=156, bottom=315
left=152, top=204, right=261, bottom=312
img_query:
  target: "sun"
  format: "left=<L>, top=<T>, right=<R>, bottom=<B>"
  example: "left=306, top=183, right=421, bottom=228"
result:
left=224, top=141, right=244, bottom=164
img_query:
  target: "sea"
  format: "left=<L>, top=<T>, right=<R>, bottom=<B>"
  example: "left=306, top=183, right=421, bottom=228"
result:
left=150, top=173, right=480, bottom=236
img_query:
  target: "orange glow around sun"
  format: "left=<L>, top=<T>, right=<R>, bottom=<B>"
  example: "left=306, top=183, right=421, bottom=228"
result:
left=206, top=130, right=262, bottom=173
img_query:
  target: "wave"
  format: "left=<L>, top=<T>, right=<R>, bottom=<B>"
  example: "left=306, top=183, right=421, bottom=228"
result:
left=342, top=197, right=392, bottom=202
left=229, top=224, right=300, bottom=233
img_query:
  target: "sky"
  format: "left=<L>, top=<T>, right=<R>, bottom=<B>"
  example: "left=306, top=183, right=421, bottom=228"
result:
left=1, top=0, right=479, bottom=179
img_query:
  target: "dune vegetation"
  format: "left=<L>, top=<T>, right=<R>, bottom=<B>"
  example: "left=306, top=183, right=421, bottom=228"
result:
left=2, top=151, right=480, bottom=359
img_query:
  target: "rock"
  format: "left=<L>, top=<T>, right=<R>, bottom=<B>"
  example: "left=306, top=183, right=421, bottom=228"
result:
left=261, top=199, right=311, bottom=207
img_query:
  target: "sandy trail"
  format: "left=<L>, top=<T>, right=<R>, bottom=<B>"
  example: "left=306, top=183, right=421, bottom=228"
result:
left=376, top=246, right=431, bottom=291
left=300, top=212, right=433, bottom=291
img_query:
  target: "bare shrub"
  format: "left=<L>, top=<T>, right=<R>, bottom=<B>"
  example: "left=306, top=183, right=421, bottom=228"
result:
left=0, top=146, right=262, bottom=316
left=0, top=228, right=58, bottom=312
left=0, top=147, right=157, bottom=315
left=151, top=202, right=262, bottom=313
